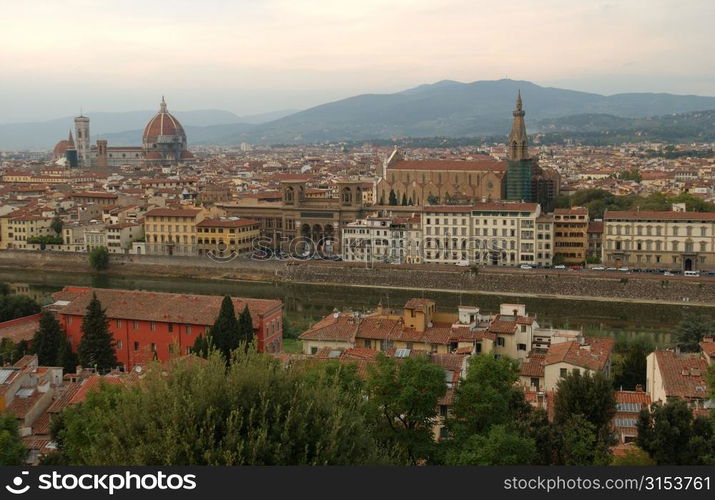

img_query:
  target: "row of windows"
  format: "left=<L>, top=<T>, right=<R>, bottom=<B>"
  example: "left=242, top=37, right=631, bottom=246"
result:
left=607, top=224, right=712, bottom=237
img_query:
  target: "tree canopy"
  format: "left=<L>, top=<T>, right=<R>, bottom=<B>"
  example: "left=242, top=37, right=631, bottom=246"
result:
left=77, top=293, right=117, bottom=372
left=0, top=413, right=26, bottom=465
left=88, top=246, right=110, bottom=271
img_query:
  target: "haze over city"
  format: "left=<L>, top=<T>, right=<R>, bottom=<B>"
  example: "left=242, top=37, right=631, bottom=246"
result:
left=1, top=0, right=714, bottom=123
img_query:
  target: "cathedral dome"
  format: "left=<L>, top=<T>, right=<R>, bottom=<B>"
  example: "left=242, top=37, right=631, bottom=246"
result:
left=53, top=140, right=71, bottom=159
left=142, top=97, right=186, bottom=145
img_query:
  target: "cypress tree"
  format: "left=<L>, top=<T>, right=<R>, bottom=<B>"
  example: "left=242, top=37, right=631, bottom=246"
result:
left=57, top=336, right=79, bottom=374
left=77, top=294, right=117, bottom=373
left=31, top=311, right=63, bottom=366
left=209, top=296, right=240, bottom=360
left=237, top=305, right=254, bottom=348
left=401, top=193, right=408, bottom=206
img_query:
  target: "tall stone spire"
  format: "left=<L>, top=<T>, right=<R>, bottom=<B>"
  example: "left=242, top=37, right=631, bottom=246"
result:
left=508, top=90, right=529, bottom=161
left=160, top=96, right=167, bottom=113
left=67, top=130, right=75, bottom=147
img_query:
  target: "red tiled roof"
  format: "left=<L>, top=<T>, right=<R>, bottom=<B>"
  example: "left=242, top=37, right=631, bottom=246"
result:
left=0, top=313, right=42, bottom=343
left=298, top=313, right=359, bottom=343
left=388, top=158, right=506, bottom=172
left=544, top=337, right=614, bottom=371
left=653, top=350, right=709, bottom=399
left=404, top=298, right=435, bottom=312
left=520, top=354, right=545, bottom=378
left=700, top=338, right=715, bottom=359
left=145, top=208, right=202, bottom=218
left=197, top=218, right=258, bottom=228
left=473, top=201, right=539, bottom=212
left=52, top=287, right=280, bottom=329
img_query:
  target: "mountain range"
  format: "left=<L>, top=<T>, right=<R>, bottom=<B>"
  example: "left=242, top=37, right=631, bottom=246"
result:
left=3, top=79, right=715, bottom=149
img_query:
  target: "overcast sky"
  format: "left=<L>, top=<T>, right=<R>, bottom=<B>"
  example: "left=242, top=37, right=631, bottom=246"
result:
left=1, top=0, right=713, bottom=123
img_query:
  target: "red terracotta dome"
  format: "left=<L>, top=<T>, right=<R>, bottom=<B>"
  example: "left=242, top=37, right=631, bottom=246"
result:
left=53, top=140, right=71, bottom=159
left=142, top=97, right=186, bottom=144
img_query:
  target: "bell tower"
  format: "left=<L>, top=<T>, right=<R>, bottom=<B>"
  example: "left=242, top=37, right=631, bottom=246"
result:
left=507, top=91, right=529, bottom=162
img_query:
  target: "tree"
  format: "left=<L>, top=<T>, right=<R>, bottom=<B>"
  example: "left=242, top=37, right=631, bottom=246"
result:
left=611, top=446, right=656, bottom=466
left=552, top=254, right=566, bottom=266
left=0, top=338, right=22, bottom=365
left=0, top=294, right=41, bottom=322
left=77, top=294, right=117, bottom=373
left=613, top=335, right=654, bottom=390
left=88, top=246, right=109, bottom=271
left=366, top=353, right=446, bottom=464
left=237, top=305, right=254, bottom=347
left=675, top=314, right=712, bottom=352
left=50, top=215, right=64, bottom=236
left=426, top=193, right=439, bottom=205
left=209, top=296, right=241, bottom=361
left=388, top=189, right=398, bottom=206
left=444, top=425, right=536, bottom=465
left=401, top=193, right=408, bottom=206
left=558, top=414, right=611, bottom=465
left=0, top=413, right=26, bottom=465
left=554, top=370, right=616, bottom=444
left=57, top=336, right=79, bottom=374
left=54, top=351, right=394, bottom=465
left=448, top=355, right=528, bottom=439
left=31, top=311, right=64, bottom=366
left=636, top=399, right=715, bottom=465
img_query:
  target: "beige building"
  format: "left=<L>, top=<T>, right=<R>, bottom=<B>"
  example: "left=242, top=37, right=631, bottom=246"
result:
left=106, top=222, right=145, bottom=254
left=144, top=207, right=205, bottom=256
left=603, top=208, right=715, bottom=271
left=646, top=350, right=711, bottom=410
left=0, top=211, right=53, bottom=249
left=553, top=207, right=589, bottom=265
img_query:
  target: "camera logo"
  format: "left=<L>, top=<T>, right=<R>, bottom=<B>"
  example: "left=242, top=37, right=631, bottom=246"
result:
left=5, top=471, right=30, bottom=495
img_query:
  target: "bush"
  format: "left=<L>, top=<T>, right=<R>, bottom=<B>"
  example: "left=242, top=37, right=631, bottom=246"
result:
left=88, top=246, right=109, bottom=271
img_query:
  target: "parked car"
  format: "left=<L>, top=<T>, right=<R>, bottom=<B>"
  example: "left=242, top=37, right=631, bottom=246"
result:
left=663, top=271, right=674, bottom=276
left=520, top=264, right=533, bottom=270
left=606, top=267, right=618, bottom=271
left=554, top=264, right=566, bottom=270
left=684, top=270, right=701, bottom=277
left=591, top=266, right=605, bottom=271
left=618, top=267, right=630, bottom=272
left=455, top=260, right=470, bottom=267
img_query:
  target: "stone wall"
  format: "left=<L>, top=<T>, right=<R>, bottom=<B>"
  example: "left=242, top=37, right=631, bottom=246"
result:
left=0, top=250, right=713, bottom=305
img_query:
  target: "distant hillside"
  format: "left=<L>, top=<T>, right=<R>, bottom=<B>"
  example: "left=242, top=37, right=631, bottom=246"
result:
left=218, top=79, right=715, bottom=144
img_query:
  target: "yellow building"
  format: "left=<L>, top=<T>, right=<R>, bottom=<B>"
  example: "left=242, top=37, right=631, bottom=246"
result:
left=196, top=217, right=260, bottom=256
left=0, top=211, right=53, bottom=249
left=553, top=207, right=589, bottom=265
left=144, top=207, right=205, bottom=256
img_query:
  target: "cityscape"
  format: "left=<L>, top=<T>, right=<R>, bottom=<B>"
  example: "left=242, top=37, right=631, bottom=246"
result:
left=0, top=0, right=713, bottom=486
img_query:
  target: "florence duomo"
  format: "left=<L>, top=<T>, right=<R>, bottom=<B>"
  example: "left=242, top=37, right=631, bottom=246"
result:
left=51, top=97, right=193, bottom=169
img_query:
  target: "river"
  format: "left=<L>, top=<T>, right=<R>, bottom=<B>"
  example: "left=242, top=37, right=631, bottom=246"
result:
left=3, top=268, right=713, bottom=347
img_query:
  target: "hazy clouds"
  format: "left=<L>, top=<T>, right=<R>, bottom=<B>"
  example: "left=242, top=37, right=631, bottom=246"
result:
left=1, top=0, right=713, bottom=122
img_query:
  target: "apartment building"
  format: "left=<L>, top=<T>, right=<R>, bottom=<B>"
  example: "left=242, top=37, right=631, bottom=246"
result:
left=196, top=217, right=260, bottom=256
left=0, top=211, right=53, bottom=249
left=553, top=207, right=589, bottom=265
left=342, top=214, right=417, bottom=264
left=603, top=207, right=715, bottom=271
left=144, top=207, right=205, bottom=256
left=106, top=222, right=145, bottom=254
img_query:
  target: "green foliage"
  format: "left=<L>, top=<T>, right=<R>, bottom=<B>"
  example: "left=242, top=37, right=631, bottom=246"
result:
left=209, top=296, right=240, bottom=360
left=616, top=168, right=642, bottom=183
left=444, top=425, right=536, bottom=465
left=54, top=351, right=394, bottom=465
left=27, top=235, right=64, bottom=247
left=31, top=311, right=63, bottom=366
left=552, top=254, right=566, bottom=266
left=636, top=399, right=715, bottom=465
left=554, top=371, right=616, bottom=435
left=57, top=336, right=79, bottom=374
left=0, top=413, right=26, bottom=465
left=612, top=335, right=654, bottom=390
left=237, top=305, right=254, bottom=347
left=426, top=193, right=439, bottom=205
left=554, top=189, right=715, bottom=219
left=388, top=189, right=398, bottom=206
left=0, top=294, right=41, bottom=322
left=366, top=353, right=446, bottom=464
left=88, top=246, right=110, bottom=271
left=401, top=193, right=408, bottom=206
left=558, top=414, right=611, bottom=465
left=77, top=294, right=118, bottom=373
left=675, top=314, right=713, bottom=352
left=448, top=355, right=527, bottom=439
left=50, top=216, right=64, bottom=236
left=611, top=446, right=656, bottom=466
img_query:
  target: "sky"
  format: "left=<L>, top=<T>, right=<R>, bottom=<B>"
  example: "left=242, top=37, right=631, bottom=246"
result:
left=1, top=0, right=714, bottom=123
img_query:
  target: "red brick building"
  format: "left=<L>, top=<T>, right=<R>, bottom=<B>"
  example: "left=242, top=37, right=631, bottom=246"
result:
left=50, top=287, right=283, bottom=370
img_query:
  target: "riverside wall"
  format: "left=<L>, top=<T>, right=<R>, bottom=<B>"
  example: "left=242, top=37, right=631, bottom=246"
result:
left=0, top=250, right=713, bottom=305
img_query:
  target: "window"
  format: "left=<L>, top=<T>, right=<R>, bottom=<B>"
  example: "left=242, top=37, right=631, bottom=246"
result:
left=186, top=325, right=192, bottom=334
left=133, top=320, right=139, bottom=329
left=363, top=340, right=371, bottom=349
left=150, top=322, right=156, bottom=331
left=117, top=340, right=123, bottom=350
left=517, top=343, right=527, bottom=351
left=560, top=368, right=567, bottom=378
left=151, top=343, right=157, bottom=352
left=116, top=319, right=121, bottom=328
left=439, top=405, right=448, bottom=417
left=168, top=323, right=173, bottom=333
left=310, top=347, right=318, bottom=355
left=496, top=337, right=505, bottom=347
left=134, top=342, right=139, bottom=351
left=530, top=377, right=539, bottom=388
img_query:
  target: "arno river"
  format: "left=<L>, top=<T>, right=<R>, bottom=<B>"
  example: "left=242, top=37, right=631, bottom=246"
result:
left=3, top=268, right=714, bottom=346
